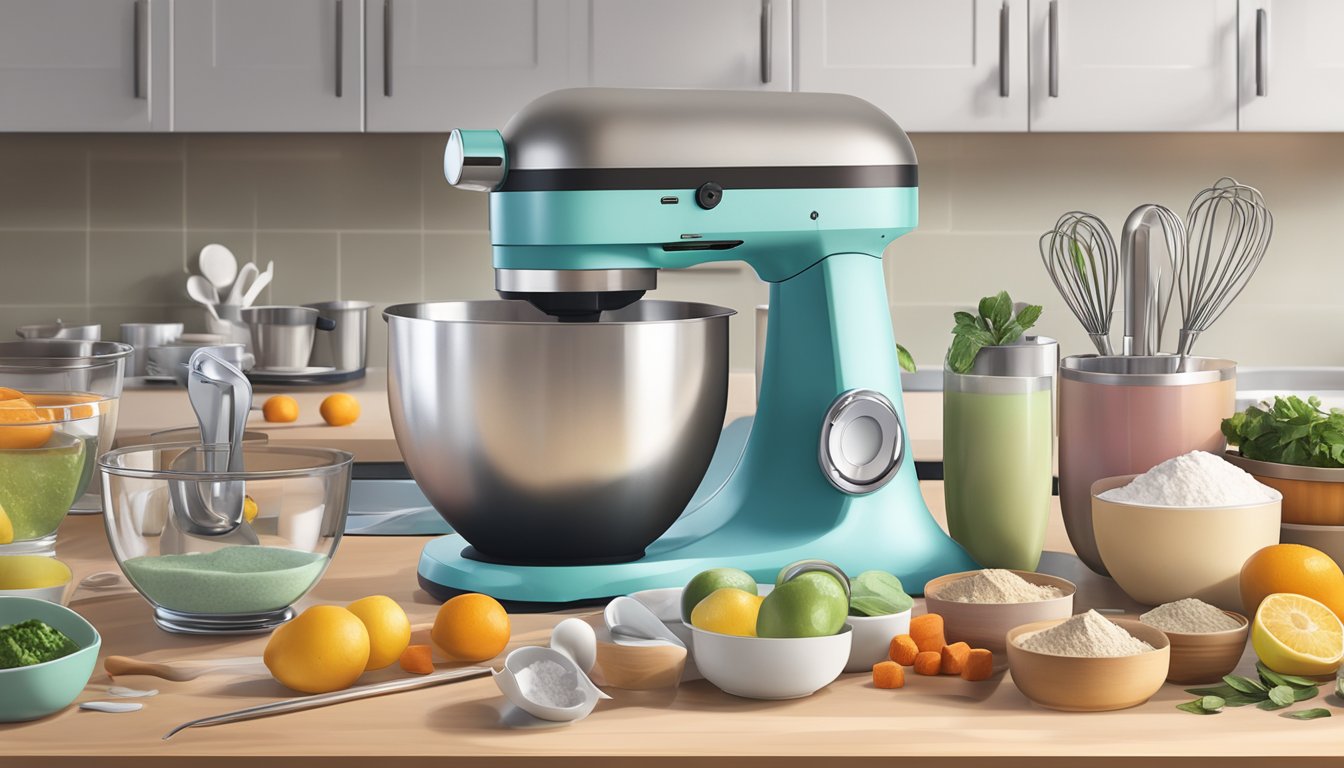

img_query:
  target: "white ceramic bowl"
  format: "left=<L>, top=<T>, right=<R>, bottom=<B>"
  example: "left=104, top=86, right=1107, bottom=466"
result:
left=687, top=622, right=852, bottom=700
left=0, top=556, right=71, bottom=604
left=844, top=609, right=911, bottom=673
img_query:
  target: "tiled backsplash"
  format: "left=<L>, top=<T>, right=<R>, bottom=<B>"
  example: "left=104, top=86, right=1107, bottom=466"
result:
left=0, top=132, right=1340, bottom=371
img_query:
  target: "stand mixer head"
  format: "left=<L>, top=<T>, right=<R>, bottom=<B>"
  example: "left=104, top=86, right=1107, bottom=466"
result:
left=396, top=87, right=975, bottom=604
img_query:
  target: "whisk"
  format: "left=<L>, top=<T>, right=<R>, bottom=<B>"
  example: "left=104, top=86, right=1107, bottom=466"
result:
left=1176, top=177, right=1273, bottom=357
left=1040, top=211, right=1119, bottom=356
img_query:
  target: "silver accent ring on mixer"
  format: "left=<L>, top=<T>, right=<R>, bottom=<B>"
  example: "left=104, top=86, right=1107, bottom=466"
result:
left=494, top=268, right=658, bottom=294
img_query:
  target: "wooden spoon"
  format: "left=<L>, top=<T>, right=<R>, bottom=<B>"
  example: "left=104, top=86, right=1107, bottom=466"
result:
left=105, top=655, right=266, bottom=682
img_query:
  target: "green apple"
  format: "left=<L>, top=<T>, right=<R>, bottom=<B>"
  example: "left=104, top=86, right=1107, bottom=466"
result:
left=756, top=571, right=849, bottom=638
left=681, top=567, right=758, bottom=622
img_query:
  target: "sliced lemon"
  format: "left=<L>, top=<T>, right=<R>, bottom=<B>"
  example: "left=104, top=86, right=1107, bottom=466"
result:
left=0, top=502, right=12, bottom=545
left=1252, top=592, right=1344, bottom=677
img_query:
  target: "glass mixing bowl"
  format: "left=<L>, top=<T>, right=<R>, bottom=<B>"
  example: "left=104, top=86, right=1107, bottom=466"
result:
left=99, top=442, right=353, bottom=634
left=0, top=340, right=133, bottom=516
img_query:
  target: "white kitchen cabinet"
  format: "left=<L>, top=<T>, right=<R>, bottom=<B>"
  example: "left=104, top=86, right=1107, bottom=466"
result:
left=795, top=0, right=1028, bottom=132
left=1027, top=0, right=1238, bottom=131
left=173, top=0, right=364, bottom=132
left=1238, top=0, right=1344, bottom=130
left=0, top=0, right=169, bottom=131
left=366, top=0, right=583, bottom=132
left=581, top=0, right=790, bottom=91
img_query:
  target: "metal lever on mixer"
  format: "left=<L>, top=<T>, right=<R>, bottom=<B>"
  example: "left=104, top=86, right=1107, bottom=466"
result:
left=169, top=350, right=253, bottom=537
left=1120, top=204, right=1185, bottom=357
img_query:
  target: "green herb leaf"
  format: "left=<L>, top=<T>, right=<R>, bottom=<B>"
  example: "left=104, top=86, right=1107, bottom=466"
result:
left=848, top=570, right=914, bottom=617
left=896, top=343, right=917, bottom=374
left=1261, top=685, right=1295, bottom=709
left=1277, top=672, right=1323, bottom=689
left=1258, top=662, right=1292, bottom=689
left=1285, top=708, right=1332, bottom=720
left=1293, top=684, right=1320, bottom=702
left=1224, top=397, right=1344, bottom=469
left=948, top=333, right=984, bottom=375
left=1223, top=675, right=1268, bottom=695
left=953, top=311, right=978, bottom=329
left=1200, top=695, right=1226, bottom=712
left=1177, top=700, right=1218, bottom=715
left=979, top=291, right=1013, bottom=333
left=1014, top=304, right=1043, bottom=332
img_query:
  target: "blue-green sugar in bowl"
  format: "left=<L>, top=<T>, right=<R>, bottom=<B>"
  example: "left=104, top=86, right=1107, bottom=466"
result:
left=0, top=596, right=100, bottom=722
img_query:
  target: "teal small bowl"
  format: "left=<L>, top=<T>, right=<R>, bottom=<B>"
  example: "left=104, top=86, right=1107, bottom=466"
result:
left=0, top=596, right=100, bottom=722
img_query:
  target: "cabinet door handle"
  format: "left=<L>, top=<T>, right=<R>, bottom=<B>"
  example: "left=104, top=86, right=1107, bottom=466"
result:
left=1048, top=0, right=1058, bottom=97
left=335, top=0, right=344, bottom=98
left=1256, top=7, right=1268, bottom=97
left=384, top=0, right=393, bottom=97
left=133, top=0, right=147, bottom=100
left=760, top=0, right=772, bottom=84
left=999, top=1, right=1010, bottom=97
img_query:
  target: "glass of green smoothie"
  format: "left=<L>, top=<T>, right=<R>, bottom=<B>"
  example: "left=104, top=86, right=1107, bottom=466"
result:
left=943, top=337, right=1058, bottom=571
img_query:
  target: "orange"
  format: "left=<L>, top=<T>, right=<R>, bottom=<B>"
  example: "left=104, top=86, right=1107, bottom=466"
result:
left=319, top=393, right=360, bottom=427
left=1240, top=543, right=1344, bottom=622
left=347, top=595, right=411, bottom=670
left=0, top=389, right=54, bottom=450
left=262, top=395, right=300, bottom=423
left=26, top=392, right=99, bottom=421
left=431, top=593, right=511, bottom=662
left=263, top=605, right=370, bottom=693
left=1251, top=593, right=1344, bottom=676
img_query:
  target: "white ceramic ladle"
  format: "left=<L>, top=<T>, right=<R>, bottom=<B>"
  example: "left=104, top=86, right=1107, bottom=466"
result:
left=604, top=596, right=685, bottom=648
left=493, top=646, right=609, bottom=723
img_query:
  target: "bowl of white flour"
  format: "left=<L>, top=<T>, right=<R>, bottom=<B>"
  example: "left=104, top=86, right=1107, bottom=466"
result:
left=1139, top=597, right=1250, bottom=684
left=923, top=569, right=1076, bottom=654
left=1006, top=611, right=1170, bottom=712
left=1092, top=452, right=1282, bottom=610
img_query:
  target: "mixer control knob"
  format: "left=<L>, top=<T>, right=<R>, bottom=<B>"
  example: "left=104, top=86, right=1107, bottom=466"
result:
left=818, top=389, right=904, bottom=495
left=444, top=129, right=508, bottom=192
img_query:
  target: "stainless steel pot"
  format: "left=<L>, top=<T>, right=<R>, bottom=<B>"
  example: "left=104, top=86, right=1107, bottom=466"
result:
left=241, top=306, right=336, bottom=370
left=384, top=299, right=733, bottom=564
left=304, top=301, right=371, bottom=372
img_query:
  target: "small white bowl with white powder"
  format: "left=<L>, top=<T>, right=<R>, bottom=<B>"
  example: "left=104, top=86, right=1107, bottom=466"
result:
left=924, top=569, right=1076, bottom=654
left=1092, top=451, right=1283, bottom=610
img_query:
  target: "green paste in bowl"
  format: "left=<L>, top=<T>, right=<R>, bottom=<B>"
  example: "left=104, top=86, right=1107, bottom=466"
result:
left=0, top=434, right=87, bottom=541
left=122, top=546, right=328, bottom=615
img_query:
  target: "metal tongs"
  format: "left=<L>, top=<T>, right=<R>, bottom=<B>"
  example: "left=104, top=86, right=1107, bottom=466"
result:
left=163, top=349, right=256, bottom=549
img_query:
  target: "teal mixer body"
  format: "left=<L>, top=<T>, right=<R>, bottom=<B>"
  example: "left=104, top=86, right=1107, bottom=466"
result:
left=416, top=88, right=975, bottom=603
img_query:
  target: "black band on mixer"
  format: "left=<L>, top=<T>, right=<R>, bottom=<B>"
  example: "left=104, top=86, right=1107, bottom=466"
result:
left=497, top=164, right=918, bottom=192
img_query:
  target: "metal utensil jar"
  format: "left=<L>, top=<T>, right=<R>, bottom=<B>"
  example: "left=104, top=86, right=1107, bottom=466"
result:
left=944, top=337, right=1058, bottom=571
left=304, top=301, right=371, bottom=373
left=1058, top=355, right=1236, bottom=575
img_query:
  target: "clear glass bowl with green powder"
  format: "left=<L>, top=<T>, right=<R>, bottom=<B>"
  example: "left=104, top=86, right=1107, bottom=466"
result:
left=99, top=442, right=353, bottom=635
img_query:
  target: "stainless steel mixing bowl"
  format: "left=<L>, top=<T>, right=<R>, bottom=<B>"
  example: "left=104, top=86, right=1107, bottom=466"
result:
left=384, top=300, right=733, bottom=564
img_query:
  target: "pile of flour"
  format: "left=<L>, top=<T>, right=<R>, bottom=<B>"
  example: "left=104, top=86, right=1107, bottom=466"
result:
left=1015, top=610, right=1154, bottom=657
left=1098, top=450, right=1278, bottom=507
left=1140, top=598, right=1242, bottom=633
left=936, top=569, right=1063, bottom=604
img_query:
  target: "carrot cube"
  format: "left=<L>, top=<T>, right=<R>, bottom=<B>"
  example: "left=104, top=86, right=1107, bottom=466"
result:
left=873, top=660, right=905, bottom=689
left=888, top=634, right=920, bottom=666
left=399, top=644, right=434, bottom=675
left=913, top=651, right=942, bottom=676
left=939, top=642, right=971, bottom=675
left=909, top=613, right=946, bottom=653
left=960, top=648, right=994, bottom=682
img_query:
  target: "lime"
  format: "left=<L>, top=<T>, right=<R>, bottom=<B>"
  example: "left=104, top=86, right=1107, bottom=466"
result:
left=756, top=571, right=849, bottom=638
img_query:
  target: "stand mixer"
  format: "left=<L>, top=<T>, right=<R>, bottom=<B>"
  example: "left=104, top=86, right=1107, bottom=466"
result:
left=399, top=88, right=975, bottom=604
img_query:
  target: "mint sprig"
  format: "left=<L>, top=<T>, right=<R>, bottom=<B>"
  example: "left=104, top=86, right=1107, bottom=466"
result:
left=947, top=291, right=1043, bottom=374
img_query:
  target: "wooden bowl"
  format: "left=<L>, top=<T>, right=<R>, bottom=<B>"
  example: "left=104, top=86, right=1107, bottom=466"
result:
left=1156, top=610, right=1249, bottom=684
left=583, top=615, right=687, bottom=690
left=1092, top=474, right=1281, bottom=610
left=1006, top=618, right=1171, bottom=712
left=1224, top=452, right=1344, bottom=525
left=924, top=570, right=1076, bottom=654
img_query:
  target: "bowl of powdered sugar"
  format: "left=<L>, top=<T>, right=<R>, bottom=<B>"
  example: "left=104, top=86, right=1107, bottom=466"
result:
left=1007, top=610, right=1170, bottom=712
left=1092, top=451, right=1282, bottom=610
left=924, top=569, right=1075, bottom=654
left=1139, top=597, right=1249, bottom=684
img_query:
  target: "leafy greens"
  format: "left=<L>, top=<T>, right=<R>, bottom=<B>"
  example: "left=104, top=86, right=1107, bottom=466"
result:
left=1221, top=395, right=1344, bottom=469
left=947, top=291, right=1043, bottom=374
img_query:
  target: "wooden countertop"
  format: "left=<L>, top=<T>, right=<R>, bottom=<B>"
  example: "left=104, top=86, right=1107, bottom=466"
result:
left=8, top=485, right=1340, bottom=767
left=115, top=370, right=947, bottom=463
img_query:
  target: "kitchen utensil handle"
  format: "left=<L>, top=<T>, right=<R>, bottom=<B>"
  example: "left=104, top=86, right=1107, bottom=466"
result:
left=383, top=0, right=393, bottom=97
left=759, top=0, right=772, bottom=84
left=133, top=0, right=147, bottom=100
left=1255, top=8, right=1268, bottom=97
left=163, top=666, right=491, bottom=739
left=316, top=316, right=337, bottom=332
left=335, top=0, right=344, bottom=98
left=1047, top=0, right=1058, bottom=97
left=999, top=1, right=1010, bottom=97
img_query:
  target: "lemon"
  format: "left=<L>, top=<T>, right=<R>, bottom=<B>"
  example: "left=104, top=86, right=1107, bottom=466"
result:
left=0, top=502, right=11, bottom=545
left=242, top=495, right=259, bottom=524
left=690, top=587, right=765, bottom=637
left=264, top=605, right=370, bottom=693
left=1251, top=592, right=1344, bottom=677
left=347, top=595, right=411, bottom=670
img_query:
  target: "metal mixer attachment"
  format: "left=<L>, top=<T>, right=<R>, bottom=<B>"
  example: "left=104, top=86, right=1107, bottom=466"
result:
left=494, top=268, right=657, bottom=322
left=167, top=349, right=254, bottom=539
left=1120, top=203, right=1185, bottom=356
